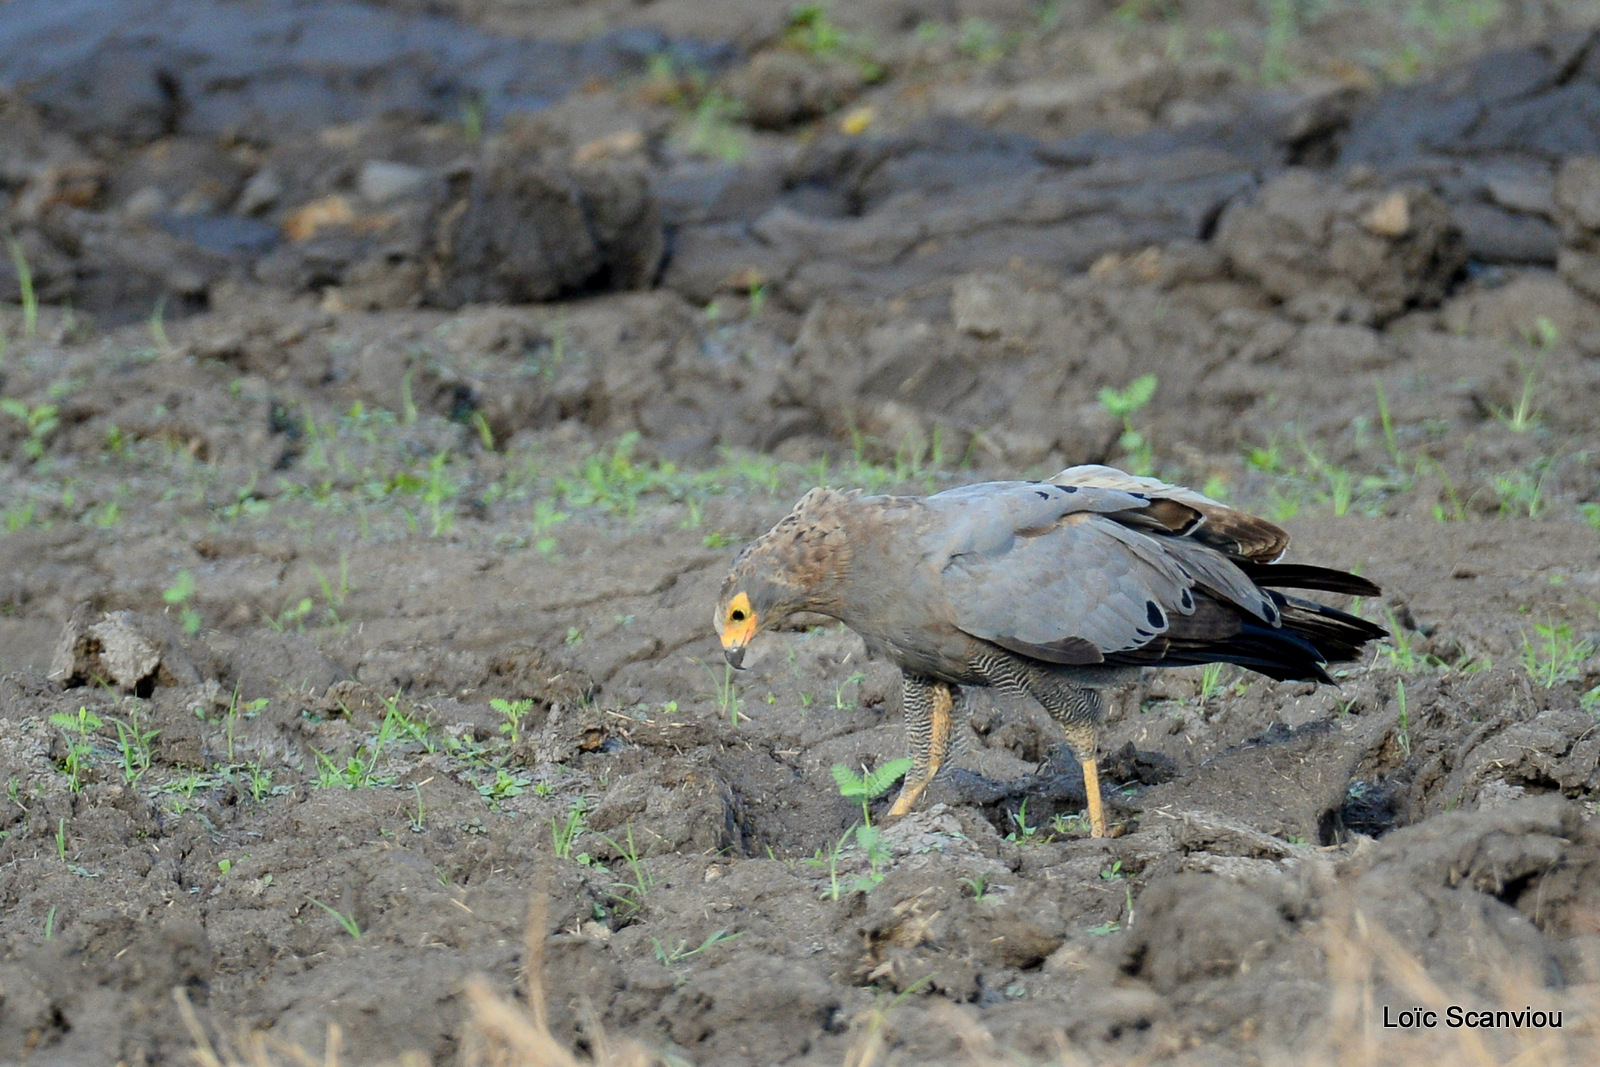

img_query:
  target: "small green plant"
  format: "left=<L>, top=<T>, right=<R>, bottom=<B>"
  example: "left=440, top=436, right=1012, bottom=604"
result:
left=43, top=905, right=55, bottom=940
left=1050, top=812, right=1089, bottom=836
left=55, top=817, right=67, bottom=862
left=829, top=758, right=912, bottom=892
left=713, top=662, right=744, bottom=725
left=1247, top=441, right=1286, bottom=474
left=1377, top=608, right=1443, bottom=671
left=309, top=556, right=350, bottom=628
left=49, top=706, right=103, bottom=792
left=833, top=671, right=866, bottom=710
left=0, top=397, right=58, bottom=460
left=221, top=691, right=268, bottom=763
left=459, top=91, right=486, bottom=140
left=595, top=825, right=654, bottom=918
left=1373, top=379, right=1403, bottom=468
left=652, top=929, right=740, bottom=965
left=957, top=16, right=1006, bottom=61
left=409, top=784, right=427, bottom=832
left=958, top=872, right=992, bottom=901
left=491, top=697, right=534, bottom=745
left=234, top=762, right=274, bottom=803
left=1493, top=461, right=1554, bottom=518
left=1005, top=799, right=1048, bottom=845
left=307, top=898, right=362, bottom=939
left=7, top=237, right=36, bottom=338
left=1198, top=663, right=1226, bottom=704
left=1100, top=859, right=1126, bottom=881
left=1395, top=679, right=1411, bottom=759
left=684, top=92, right=746, bottom=163
left=149, top=294, right=170, bottom=351
left=807, top=827, right=854, bottom=901
left=106, top=706, right=159, bottom=783
left=1579, top=502, right=1600, bottom=531
left=552, top=801, right=588, bottom=861
left=267, top=597, right=315, bottom=632
left=479, top=768, right=532, bottom=807
left=162, top=569, right=202, bottom=635
left=1495, top=316, right=1559, bottom=432
left=831, top=759, right=913, bottom=826
left=1098, top=374, right=1158, bottom=475
left=311, top=701, right=417, bottom=791
left=1521, top=622, right=1593, bottom=688
left=469, top=411, right=495, bottom=450
left=1260, top=0, right=1300, bottom=82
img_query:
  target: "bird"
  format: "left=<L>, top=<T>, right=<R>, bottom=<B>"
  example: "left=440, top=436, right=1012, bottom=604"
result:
left=713, top=464, right=1386, bottom=838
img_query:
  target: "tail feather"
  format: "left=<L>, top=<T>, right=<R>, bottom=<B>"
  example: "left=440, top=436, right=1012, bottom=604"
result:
left=1104, top=591, right=1387, bottom=683
left=1237, top=561, right=1381, bottom=598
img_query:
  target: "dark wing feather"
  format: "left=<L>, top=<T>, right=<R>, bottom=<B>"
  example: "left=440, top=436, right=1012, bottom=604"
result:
left=1236, top=561, right=1381, bottom=597
left=1049, top=465, right=1290, bottom=562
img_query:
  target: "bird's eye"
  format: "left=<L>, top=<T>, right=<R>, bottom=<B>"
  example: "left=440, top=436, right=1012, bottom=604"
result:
left=730, top=609, right=747, bottom=622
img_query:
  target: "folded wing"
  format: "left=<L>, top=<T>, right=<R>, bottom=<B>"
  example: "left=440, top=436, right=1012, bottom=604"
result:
left=930, top=473, right=1383, bottom=680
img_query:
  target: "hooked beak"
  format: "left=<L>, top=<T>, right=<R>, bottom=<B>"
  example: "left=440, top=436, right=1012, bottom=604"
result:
left=719, top=609, right=759, bottom=670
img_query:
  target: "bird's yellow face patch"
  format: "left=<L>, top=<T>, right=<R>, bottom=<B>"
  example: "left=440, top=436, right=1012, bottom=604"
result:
left=720, top=592, right=759, bottom=651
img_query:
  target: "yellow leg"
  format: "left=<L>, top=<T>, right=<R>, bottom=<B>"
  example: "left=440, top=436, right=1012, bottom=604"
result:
left=1080, top=756, right=1107, bottom=838
left=888, top=678, right=954, bottom=817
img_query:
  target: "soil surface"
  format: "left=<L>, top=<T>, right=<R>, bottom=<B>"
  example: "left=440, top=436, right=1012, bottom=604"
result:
left=1, top=1, right=1600, bottom=1064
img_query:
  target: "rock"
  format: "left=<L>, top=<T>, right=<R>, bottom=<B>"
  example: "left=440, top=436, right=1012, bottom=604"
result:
left=235, top=168, right=283, bottom=215
left=725, top=50, right=868, bottom=130
left=427, top=152, right=663, bottom=307
left=1217, top=169, right=1465, bottom=324
left=50, top=605, right=164, bottom=691
left=357, top=160, right=427, bottom=205
left=587, top=765, right=743, bottom=857
left=1119, top=873, right=1301, bottom=993
left=1554, top=157, right=1600, bottom=300
left=122, top=186, right=166, bottom=220
left=950, top=272, right=1062, bottom=339
left=660, top=956, right=840, bottom=1063
left=283, top=195, right=357, bottom=242
left=1559, top=247, right=1600, bottom=302
left=1283, top=322, right=1397, bottom=372
left=1361, top=191, right=1411, bottom=237
left=1556, top=157, right=1600, bottom=236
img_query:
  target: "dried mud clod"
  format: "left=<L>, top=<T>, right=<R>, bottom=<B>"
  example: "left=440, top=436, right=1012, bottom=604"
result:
left=47, top=604, right=198, bottom=693
left=1216, top=168, right=1466, bottom=326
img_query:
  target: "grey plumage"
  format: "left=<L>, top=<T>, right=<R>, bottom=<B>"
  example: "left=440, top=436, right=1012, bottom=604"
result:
left=715, top=463, right=1387, bottom=836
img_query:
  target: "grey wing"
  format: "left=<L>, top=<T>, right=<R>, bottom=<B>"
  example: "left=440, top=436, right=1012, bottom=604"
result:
left=924, top=479, right=1154, bottom=561
left=941, top=512, right=1203, bottom=665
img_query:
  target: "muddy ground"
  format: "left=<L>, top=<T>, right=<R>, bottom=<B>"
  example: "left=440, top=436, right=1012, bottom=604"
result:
left=1, top=1, right=1600, bottom=1064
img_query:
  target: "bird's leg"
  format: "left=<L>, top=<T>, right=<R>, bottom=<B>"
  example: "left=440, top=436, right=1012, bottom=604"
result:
left=991, top=669, right=1105, bottom=838
left=888, top=674, right=957, bottom=818
left=1042, top=688, right=1106, bottom=839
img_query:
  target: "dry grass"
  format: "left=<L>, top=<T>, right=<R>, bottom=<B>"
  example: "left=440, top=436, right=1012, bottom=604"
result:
left=458, top=895, right=658, bottom=1067
left=181, top=893, right=1600, bottom=1067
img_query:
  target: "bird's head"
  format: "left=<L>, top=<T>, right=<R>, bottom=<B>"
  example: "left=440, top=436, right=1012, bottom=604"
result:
left=713, top=572, right=799, bottom=670
left=713, top=487, right=856, bottom=669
